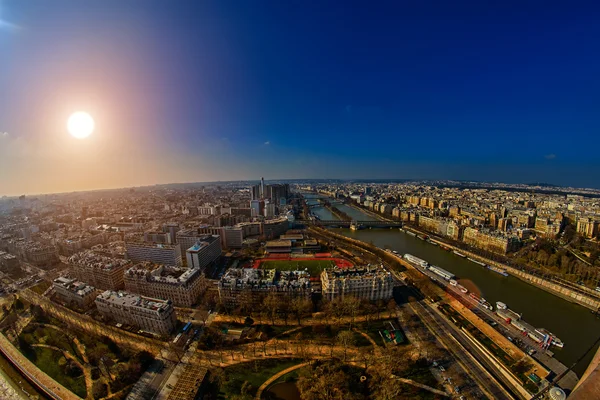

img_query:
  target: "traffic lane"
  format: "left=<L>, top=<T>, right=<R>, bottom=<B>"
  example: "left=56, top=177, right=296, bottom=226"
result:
left=413, top=300, right=516, bottom=400
left=419, top=302, right=520, bottom=400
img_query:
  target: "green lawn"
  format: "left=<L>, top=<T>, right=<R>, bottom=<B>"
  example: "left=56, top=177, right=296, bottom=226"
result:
left=260, top=259, right=336, bottom=277
left=219, top=358, right=303, bottom=398
left=26, top=347, right=87, bottom=398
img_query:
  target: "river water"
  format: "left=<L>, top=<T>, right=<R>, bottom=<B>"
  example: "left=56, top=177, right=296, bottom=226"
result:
left=303, top=193, right=600, bottom=376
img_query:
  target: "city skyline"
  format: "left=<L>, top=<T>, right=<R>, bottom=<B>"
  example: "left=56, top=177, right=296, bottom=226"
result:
left=2, top=1, right=600, bottom=193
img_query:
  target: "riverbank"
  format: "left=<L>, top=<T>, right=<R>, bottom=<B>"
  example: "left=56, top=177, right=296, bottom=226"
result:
left=0, top=362, right=29, bottom=400
left=402, top=225, right=600, bottom=311
left=309, top=226, right=560, bottom=395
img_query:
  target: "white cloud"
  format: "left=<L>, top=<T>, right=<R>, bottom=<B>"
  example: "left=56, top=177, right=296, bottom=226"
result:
left=544, top=154, right=556, bottom=160
left=264, top=141, right=270, bottom=145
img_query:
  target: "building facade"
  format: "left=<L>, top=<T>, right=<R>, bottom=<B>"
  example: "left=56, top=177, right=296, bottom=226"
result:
left=126, top=242, right=182, bottom=267
left=53, top=277, right=97, bottom=309
left=185, top=235, right=222, bottom=270
left=462, top=227, right=520, bottom=254
left=320, top=265, right=394, bottom=301
left=217, top=268, right=311, bottom=308
left=68, top=250, right=130, bottom=290
left=124, top=263, right=206, bottom=307
left=95, top=290, right=177, bottom=335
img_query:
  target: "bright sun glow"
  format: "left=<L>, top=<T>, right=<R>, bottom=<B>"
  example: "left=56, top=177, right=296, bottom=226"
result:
left=67, top=112, right=95, bottom=139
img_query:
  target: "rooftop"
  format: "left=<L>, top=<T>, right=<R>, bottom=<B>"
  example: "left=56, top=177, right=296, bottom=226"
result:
left=96, top=290, right=173, bottom=312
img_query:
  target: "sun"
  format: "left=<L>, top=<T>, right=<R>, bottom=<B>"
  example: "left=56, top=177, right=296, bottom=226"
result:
left=67, top=112, right=95, bottom=139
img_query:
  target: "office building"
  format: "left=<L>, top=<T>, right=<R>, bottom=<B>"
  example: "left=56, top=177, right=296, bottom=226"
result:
left=143, top=232, right=172, bottom=245
left=263, top=217, right=289, bottom=239
left=250, top=200, right=265, bottom=217
left=126, top=242, right=182, bottom=267
left=95, top=290, right=177, bottom=335
left=185, top=235, right=222, bottom=270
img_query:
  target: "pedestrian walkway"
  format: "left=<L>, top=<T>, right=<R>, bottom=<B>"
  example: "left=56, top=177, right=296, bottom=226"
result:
left=0, top=332, right=80, bottom=400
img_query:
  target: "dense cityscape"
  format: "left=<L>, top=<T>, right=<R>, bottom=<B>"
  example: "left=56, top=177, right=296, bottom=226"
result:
left=0, top=179, right=598, bottom=399
left=3, top=1, right=600, bottom=399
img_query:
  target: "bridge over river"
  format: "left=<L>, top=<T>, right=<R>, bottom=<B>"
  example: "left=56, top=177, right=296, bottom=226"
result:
left=298, top=219, right=403, bottom=228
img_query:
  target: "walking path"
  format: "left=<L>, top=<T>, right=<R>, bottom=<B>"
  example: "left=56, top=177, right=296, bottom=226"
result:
left=254, top=362, right=309, bottom=399
left=0, top=332, right=80, bottom=400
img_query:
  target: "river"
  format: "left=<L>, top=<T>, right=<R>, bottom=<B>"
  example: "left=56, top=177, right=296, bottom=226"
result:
left=302, top=193, right=600, bottom=377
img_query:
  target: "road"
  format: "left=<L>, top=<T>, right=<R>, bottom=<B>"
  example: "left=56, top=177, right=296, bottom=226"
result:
left=411, top=298, right=519, bottom=399
left=387, top=266, right=519, bottom=399
left=418, top=263, right=580, bottom=391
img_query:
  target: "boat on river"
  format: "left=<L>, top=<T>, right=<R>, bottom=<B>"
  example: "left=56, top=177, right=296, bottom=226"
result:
left=467, top=257, right=486, bottom=266
left=496, top=306, right=565, bottom=348
left=487, top=265, right=509, bottom=277
left=406, top=231, right=416, bottom=237
left=453, top=250, right=467, bottom=258
left=480, top=298, right=493, bottom=310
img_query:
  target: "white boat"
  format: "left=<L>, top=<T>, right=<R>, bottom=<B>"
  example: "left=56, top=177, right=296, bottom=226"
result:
left=453, top=250, right=467, bottom=258
left=496, top=301, right=507, bottom=310
left=467, top=257, right=486, bottom=266
left=449, top=279, right=458, bottom=286
left=404, top=254, right=428, bottom=268
left=487, top=265, right=509, bottom=277
left=406, top=231, right=416, bottom=237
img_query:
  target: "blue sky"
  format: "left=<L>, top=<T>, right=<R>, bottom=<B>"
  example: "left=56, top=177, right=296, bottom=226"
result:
left=1, top=1, right=600, bottom=194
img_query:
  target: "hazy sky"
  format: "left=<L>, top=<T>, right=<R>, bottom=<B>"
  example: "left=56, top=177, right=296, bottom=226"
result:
left=1, top=1, right=600, bottom=195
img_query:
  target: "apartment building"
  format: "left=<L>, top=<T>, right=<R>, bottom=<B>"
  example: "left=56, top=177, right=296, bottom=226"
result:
left=217, top=268, right=311, bottom=307
left=126, top=242, right=182, bottom=267
left=53, top=276, right=97, bottom=309
left=25, top=243, right=59, bottom=266
left=462, top=227, right=521, bottom=254
left=321, top=265, right=394, bottom=301
left=124, top=263, right=206, bottom=307
left=576, top=217, right=600, bottom=239
left=68, top=250, right=130, bottom=290
left=95, top=290, right=177, bottom=335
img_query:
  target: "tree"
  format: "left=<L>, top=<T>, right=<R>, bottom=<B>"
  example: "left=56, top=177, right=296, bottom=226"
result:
left=297, top=360, right=360, bottom=400
left=209, top=367, right=226, bottom=388
left=369, top=367, right=404, bottom=400
left=290, top=297, right=312, bottom=325
left=92, top=381, right=108, bottom=399
left=341, top=296, right=361, bottom=328
left=263, top=293, right=280, bottom=325
left=336, top=330, right=355, bottom=362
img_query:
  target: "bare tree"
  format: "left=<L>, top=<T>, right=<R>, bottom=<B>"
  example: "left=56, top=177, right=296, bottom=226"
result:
left=336, top=330, right=355, bottom=362
left=290, top=297, right=312, bottom=325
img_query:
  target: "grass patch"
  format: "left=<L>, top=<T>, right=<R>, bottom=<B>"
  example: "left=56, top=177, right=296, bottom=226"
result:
left=29, top=280, right=51, bottom=295
left=219, top=358, right=303, bottom=397
left=260, top=259, right=336, bottom=277
left=25, top=347, right=87, bottom=398
left=18, top=314, right=153, bottom=399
